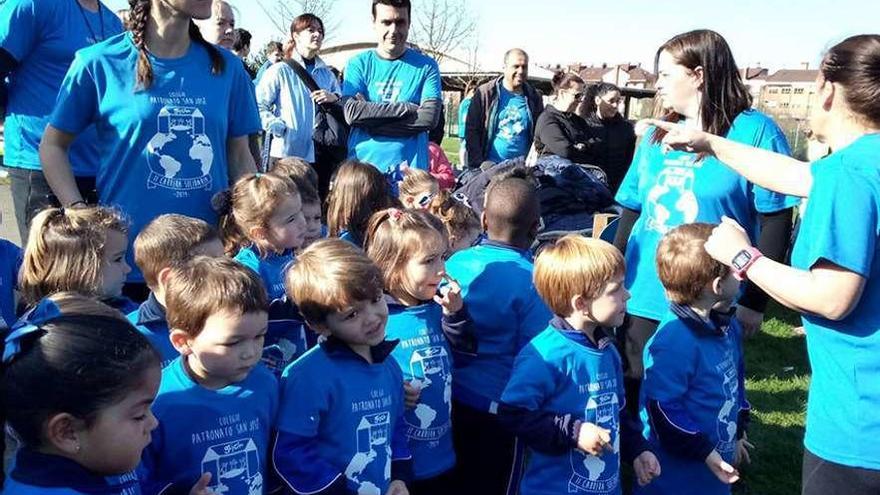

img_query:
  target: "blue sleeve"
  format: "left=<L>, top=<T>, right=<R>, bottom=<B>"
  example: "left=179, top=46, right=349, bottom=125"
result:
left=277, top=366, right=329, bottom=437
left=272, top=432, right=351, bottom=495
left=49, top=52, right=98, bottom=135
left=799, top=162, right=876, bottom=277
left=0, top=0, right=39, bottom=62
left=228, top=58, right=262, bottom=138
left=516, top=289, right=552, bottom=351
left=646, top=399, right=715, bottom=461
left=440, top=307, right=477, bottom=354
left=138, top=420, right=171, bottom=495
left=614, top=128, right=654, bottom=211
left=255, top=65, right=281, bottom=130
left=341, top=56, right=366, bottom=98
left=749, top=126, right=800, bottom=213
left=420, top=59, right=442, bottom=102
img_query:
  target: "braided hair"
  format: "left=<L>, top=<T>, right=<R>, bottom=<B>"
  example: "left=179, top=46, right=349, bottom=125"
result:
left=128, top=0, right=225, bottom=90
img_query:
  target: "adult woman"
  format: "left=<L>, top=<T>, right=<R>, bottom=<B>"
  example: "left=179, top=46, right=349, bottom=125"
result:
left=580, top=82, right=636, bottom=193
left=39, top=0, right=260, bottom=297
left=613, top=29, right=797, bottom=411
left=0, top=0, right=124, bottom=241
left=256, top=13, right=341, bottom=200
left=654, top=34, right=880, bottom=495
left=533, top=72, right=597, bottom=164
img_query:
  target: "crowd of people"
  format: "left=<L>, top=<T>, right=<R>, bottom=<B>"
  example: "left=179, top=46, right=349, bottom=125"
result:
left=0, top=0, right=879, bottom=494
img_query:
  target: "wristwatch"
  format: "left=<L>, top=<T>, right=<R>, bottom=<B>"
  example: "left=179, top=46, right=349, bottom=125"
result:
left=731, top=247, right=763, bottom=281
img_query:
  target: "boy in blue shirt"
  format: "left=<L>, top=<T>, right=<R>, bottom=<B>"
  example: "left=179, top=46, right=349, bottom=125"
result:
left=127, top=214, right=224, bottom=368
left=139, top=256, right=278, bottom=495
left=638, top=223, right=751, bottom=495
left=500, top=235, right=659, bottom=495
left=444, top=172, right=552, bottom=494
left=276, top=239, right=411, bottom=495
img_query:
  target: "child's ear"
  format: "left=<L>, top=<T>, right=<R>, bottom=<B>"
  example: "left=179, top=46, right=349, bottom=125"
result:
left=571, top=294, right=589, bottom=314
left=170, top=329, right=194, bottom=355
left=711, top=276, right=724, bottom=297
left=45, top=413, right=85, bottom=456
left=480, top=211, right=488, bottom=233
left=307, top=320, right=331, bottom=337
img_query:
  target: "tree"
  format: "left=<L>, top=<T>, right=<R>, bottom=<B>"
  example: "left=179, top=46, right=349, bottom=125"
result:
left=254, top=0, right=338, bottom=42
left=410, top=0, right=477, bottom=63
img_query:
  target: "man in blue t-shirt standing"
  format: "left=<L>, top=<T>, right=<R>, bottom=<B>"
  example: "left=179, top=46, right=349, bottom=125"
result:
left=465, top=49, right=544, bottom=170
left=341, top=0, right=442, bottom=173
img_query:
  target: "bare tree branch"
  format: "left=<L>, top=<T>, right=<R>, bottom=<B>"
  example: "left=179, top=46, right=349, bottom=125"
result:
left=410, top=0, right=477, bottom=63
left=254, top=0, right=339, bottom=42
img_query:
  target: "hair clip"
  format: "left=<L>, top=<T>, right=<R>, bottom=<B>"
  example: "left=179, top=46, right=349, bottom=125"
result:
left=452, top=192, right=473, bottom=210
left=255, top=172, right=264, bottom=179
left=417, top=192, right=437, bottom=209
left=3, top=298, right=62, bottom=364
left=390, top=209, right=404, bottom=221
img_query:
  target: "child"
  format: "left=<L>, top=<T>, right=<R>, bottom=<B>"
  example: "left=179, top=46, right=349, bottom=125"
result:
left=399, top=167, right=439, bottom=209
left=364, top=208, right=475, bottom=494
left=3, top=292, right=161, bottom=494
left=19, top=206, right=136, bottom=314
left=638, top=223, right=750, bottom=495
left=444, top=175, right=553, bottom=494
left=326, top=160, right=395, bottom=247
left=500, top=235, right=660, bottom=494
left=127, top=214, right=225, bottom=367
left=271, top=156, right=320, bottom=192
left=139, top=256, right=278, bottom=495
left=427, top=190, right=482, bottom=253
left=275, top=239, right=411, bottom=495
left=270, top=157, right=325, bottom=247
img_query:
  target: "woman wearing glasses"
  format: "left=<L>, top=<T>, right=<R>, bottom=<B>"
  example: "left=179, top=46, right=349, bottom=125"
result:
left=533, top=72, right=598, bottom=164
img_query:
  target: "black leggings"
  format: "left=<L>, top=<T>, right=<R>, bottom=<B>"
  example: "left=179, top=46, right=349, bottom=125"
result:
left=451, top=401, right=522, bottom=495
left=802, top=449, right=880, bottom=495
left=616, top=313, right=660, bottom=417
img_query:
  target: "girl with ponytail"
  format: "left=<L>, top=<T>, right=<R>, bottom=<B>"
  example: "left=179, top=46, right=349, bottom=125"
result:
left=38, top=0, right=261, bottom=297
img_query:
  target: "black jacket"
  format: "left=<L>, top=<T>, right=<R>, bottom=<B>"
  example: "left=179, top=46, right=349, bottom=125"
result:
left=533, top=105, right=598, bottom=164
left=583, top=113, right=636, bottom=194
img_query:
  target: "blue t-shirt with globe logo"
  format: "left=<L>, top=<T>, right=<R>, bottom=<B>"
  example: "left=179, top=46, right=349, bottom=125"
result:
left=50, top=32, right=261, bottom=282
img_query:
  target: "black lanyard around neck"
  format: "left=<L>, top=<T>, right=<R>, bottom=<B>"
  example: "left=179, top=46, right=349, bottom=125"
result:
left=75, top=0, right=105, bottom=44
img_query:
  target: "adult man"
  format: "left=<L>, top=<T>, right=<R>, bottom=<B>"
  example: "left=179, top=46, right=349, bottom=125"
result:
left=341, top=0, right=442, bottom=173
left=466, top=49, right=544, bottom=169
left=232, top=28, right=255, bottom=79
left=195, top=0, right=235, bottom=49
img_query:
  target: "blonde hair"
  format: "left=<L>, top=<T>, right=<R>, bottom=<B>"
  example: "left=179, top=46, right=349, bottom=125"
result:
left=165, top=256, right=268, bottom=337
left=326, top=160, right=395, bottom=241
left=20, top=207, right=129, bottom=306
left=534, top=235, right=625, bottom=316
left=656, top=223, right=729, bottom=305
left=286, top=238, right=384, bottom=325
left=134, top=214, right=219, bottom=289
left=364, top=208, right=447, bottom=302
left=399, top=168, right=438, bottom=209
left=216, top=173, right=300, bottom=255
left=428, top=190, right=480, bottom=247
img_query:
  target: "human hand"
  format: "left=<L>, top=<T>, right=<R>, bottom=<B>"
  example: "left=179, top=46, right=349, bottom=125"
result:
left=704, top=216, right=752, bottom=267
left=311, top=89, right=339, bottom=105
left=189, top=473, right=215, bottom=495
left=645, top=119, right=714, bottom=154
left=267, top=119, right=286, bottom=137
left=736, top=306, right=764, bottom=338
left=577, top=422, right=613, bottom=456
left=433, top=273, right=463, bottom=315
left=705, top=450, right=740, bottom=484
left=735, top=433, right=755, bottom=467
left=633, top=450, right=661, bottom=486
left=385, top=480, right=409, bottom=495
left=403, top=381, right=422, bottom=409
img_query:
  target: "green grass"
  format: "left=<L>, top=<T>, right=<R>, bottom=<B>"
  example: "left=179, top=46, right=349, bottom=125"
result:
left=734, top=303, right=808, bottom=495
left=440, top=136, right=461, bottom=161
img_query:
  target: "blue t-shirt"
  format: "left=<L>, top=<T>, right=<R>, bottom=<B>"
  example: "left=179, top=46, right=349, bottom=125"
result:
left=458, top=97, right=472, bottom=140
left=4, top=449, right=140, bottom=495
left=126, top=293, right=177, bottom=368
left=502, top=325, right=625, bottom=495
left=444, top=240, right=552, bottom=409
left=615, top=111, right=799, bottom=320
left=639, top=312, right=744, bottom=495
left=488, top=85, right=532, bottom=163
left=277, top=339, right=406, bottom=494
left=385, top=300, right=455, bottom=479
left=790, top=133, right=880, bottom=470
left=342, top=48, right=442, bottom=172
left=50, top=33, right=261, bottom=282
left=138, top=357, right=278, bottom=495
left=0, top=0, right=123, bottom=175
left=0, top=239, right=22, bottom=329
left=234, top=245, right=294, bottom=301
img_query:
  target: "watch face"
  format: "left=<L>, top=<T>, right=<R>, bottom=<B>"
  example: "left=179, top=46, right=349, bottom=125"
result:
left=732, top=250, right=753, bottom=270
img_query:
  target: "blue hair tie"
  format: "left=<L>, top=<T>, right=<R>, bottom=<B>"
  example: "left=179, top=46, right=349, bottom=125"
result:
left=255, top=172, right=264, bottom=179
left=3, top=298, right=62, bottom=364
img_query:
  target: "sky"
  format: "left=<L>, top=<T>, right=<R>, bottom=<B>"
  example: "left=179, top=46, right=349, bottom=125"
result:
left=102, top=0, right=880, bottom=73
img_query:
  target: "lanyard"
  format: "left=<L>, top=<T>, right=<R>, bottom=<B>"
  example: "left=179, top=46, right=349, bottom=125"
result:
left=75, top=0, right=105, bottom=44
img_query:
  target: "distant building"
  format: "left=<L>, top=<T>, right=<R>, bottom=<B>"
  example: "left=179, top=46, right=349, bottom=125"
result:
left=759, top=64, right=819, bottom=120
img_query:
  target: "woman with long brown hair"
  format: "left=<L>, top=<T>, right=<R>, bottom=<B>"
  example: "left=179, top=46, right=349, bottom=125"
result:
left=39, top=0, right=260, bottom=298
